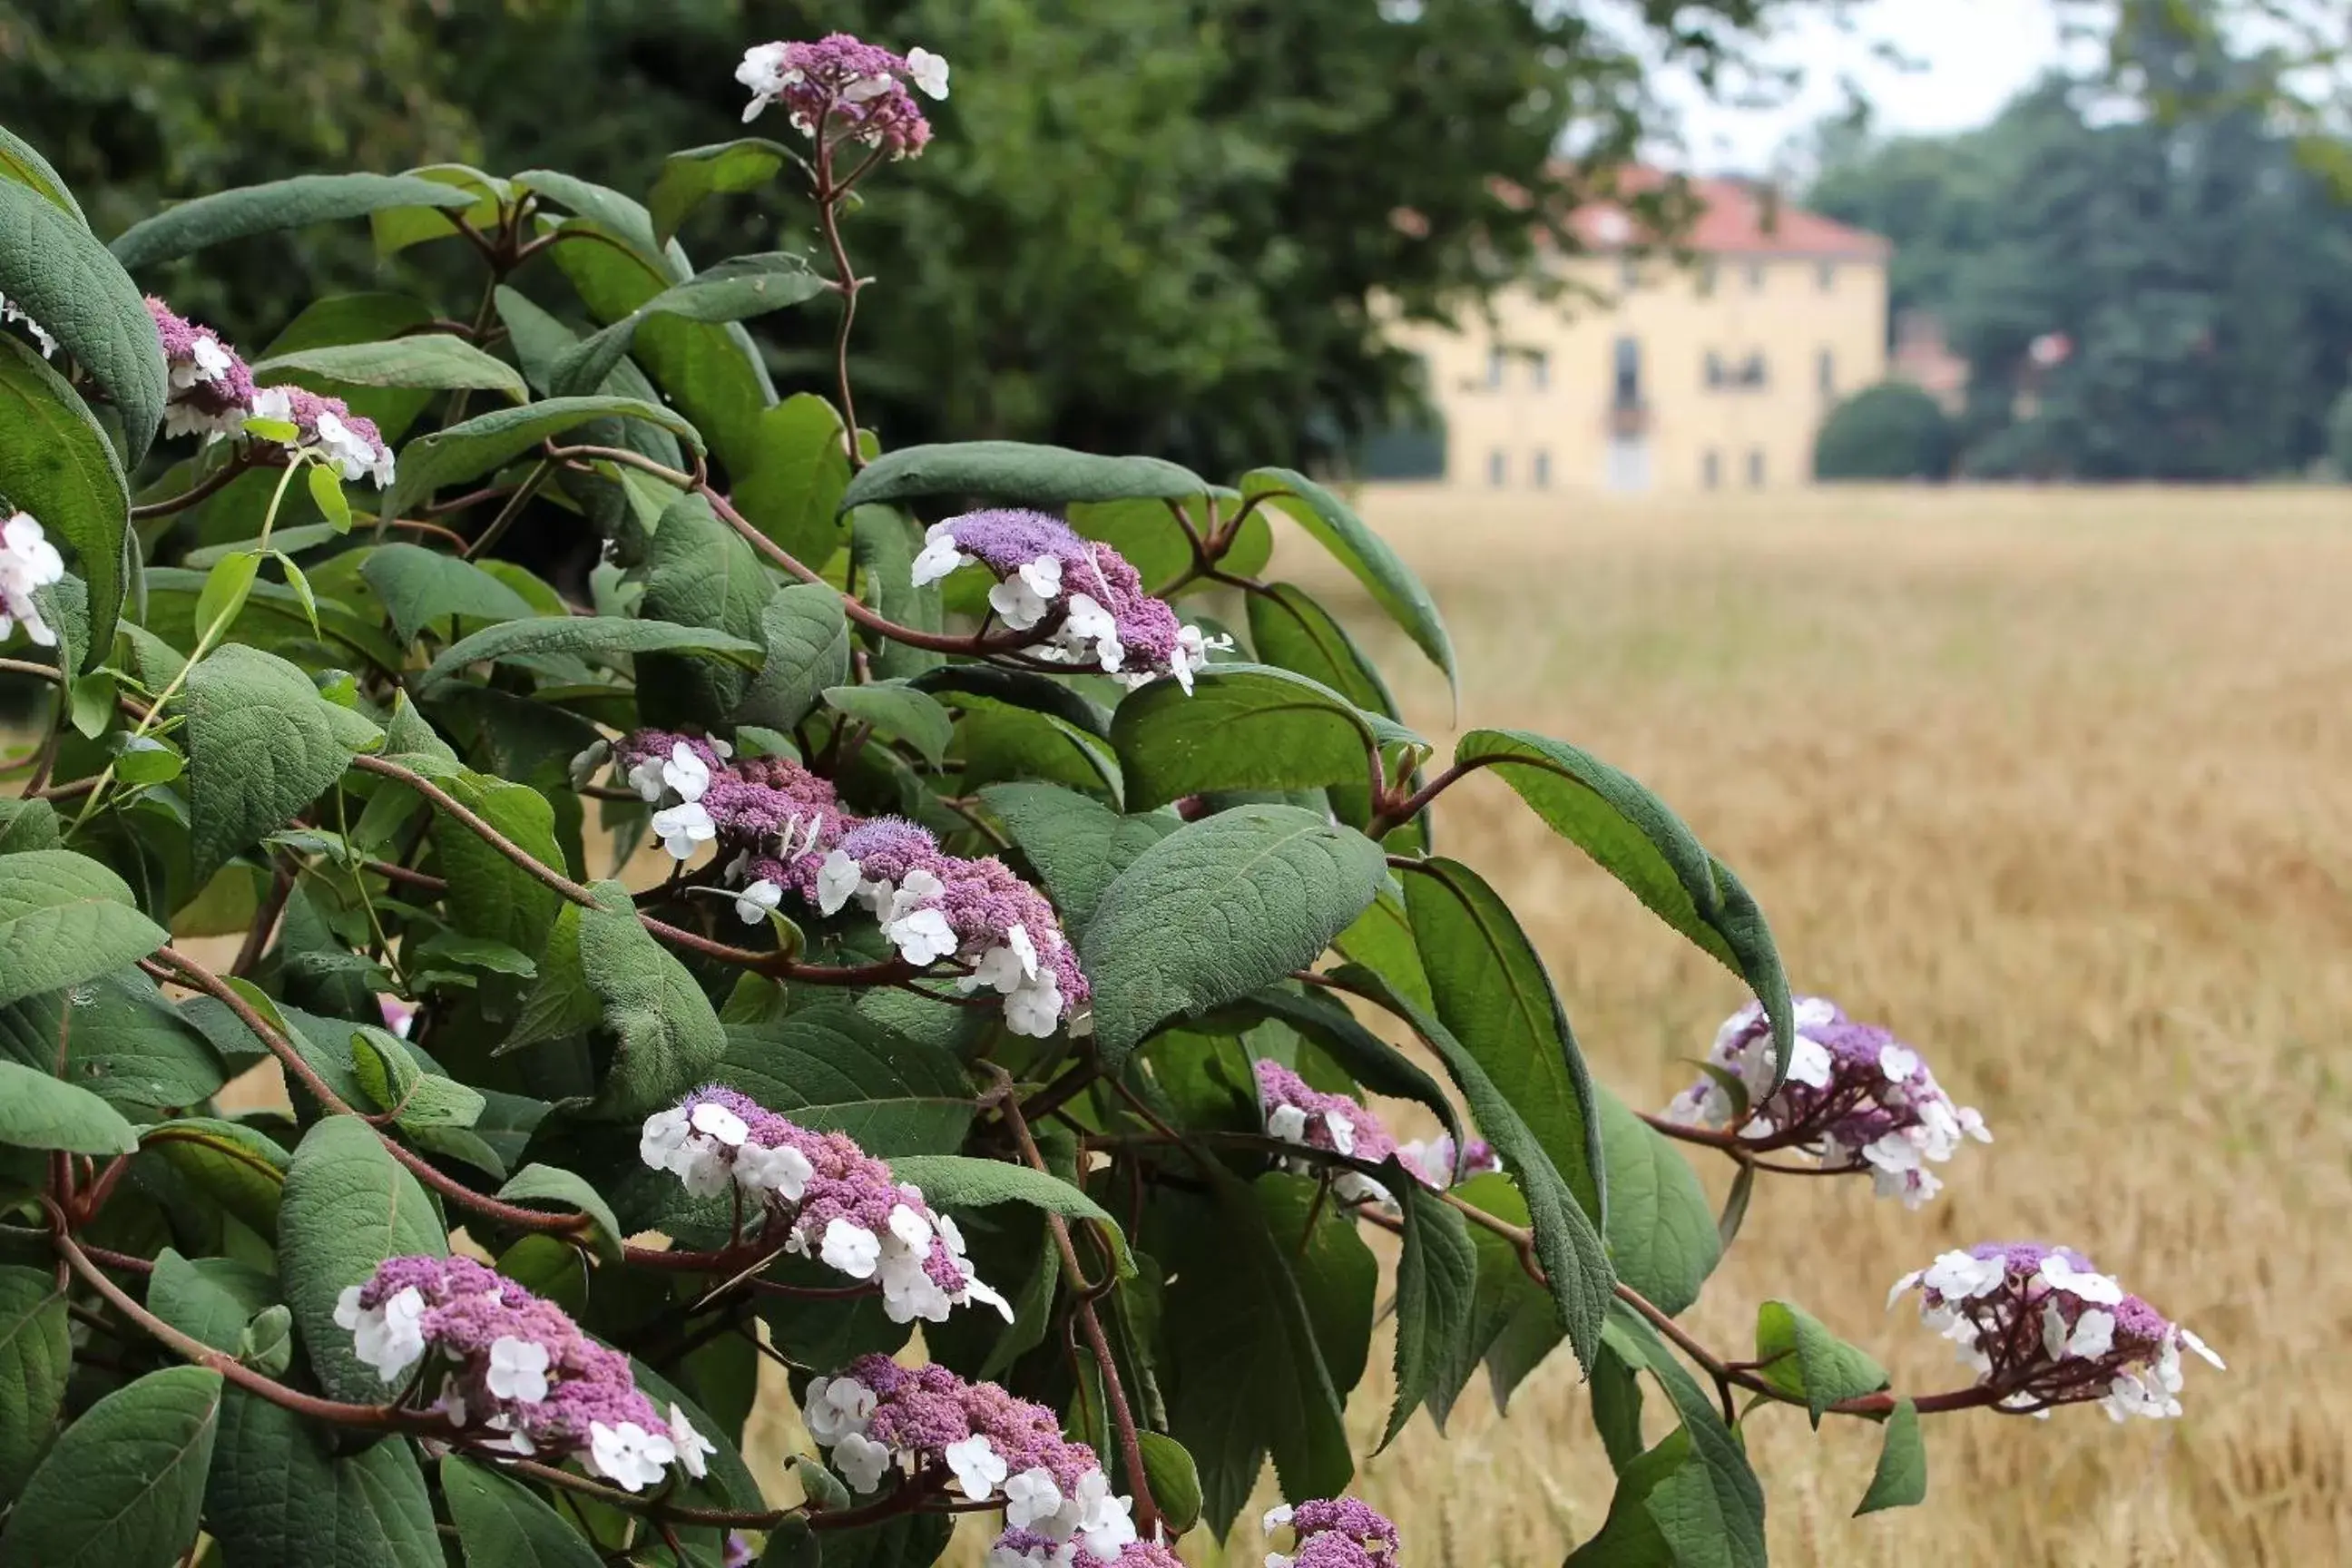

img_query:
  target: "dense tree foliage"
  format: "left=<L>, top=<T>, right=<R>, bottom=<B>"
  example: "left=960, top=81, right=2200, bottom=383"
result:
left=1812, top=382, right=1955, bottom=481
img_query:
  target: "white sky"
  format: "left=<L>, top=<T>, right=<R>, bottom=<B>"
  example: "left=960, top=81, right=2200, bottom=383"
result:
left=1651, top=0, right=2094, bottom=172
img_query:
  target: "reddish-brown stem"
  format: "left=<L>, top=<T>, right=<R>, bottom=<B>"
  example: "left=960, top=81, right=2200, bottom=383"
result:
left=1367, top=760, right=1473, bottom=838
left=232, top=856, right=298, bottom=977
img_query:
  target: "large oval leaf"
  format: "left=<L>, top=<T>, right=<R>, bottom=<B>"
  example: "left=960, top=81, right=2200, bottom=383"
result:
left=441, top=1455, right=605, bottom=1568
left=203, top=1390, right=441, bottom=1568
left=419, top=614, right=764, bottom=688
left=252, top=336, right=527, bottom=399
left=0, top=1365, right=222, bottom=1568
left=109, top=173, right=475, bottom=270
left=277, top=1115, right=448, bottom=1404
left=0, top=334, right=128, bottom=671
left=1111, top=663, right=1379, bottom=811
left=359, top=543, right=539, bottom=647
left=549, top=252, right=822, bottom=399
left=720, top=1004, right=974, bottom=1156
left=0, top=969, right=230, bottom=1111
left=839, top=441, right=1210, bottom=513
left=0, top=126, right=83, bottom=222
left=0, top=178, right=167, bottom=466
left=0, top=848, right=169, bottom=1010
left=1595, top=1086, right=1720, bottom=1318
left=977, top=781, right=1173, bottom=930
left=183, top=643, right=382, bottom=881
left=0, top=1060, right=141, bottom=1155
left=381, top=396, right=706, bottom=520
left=1080, top=805, right=1387, bottom=1067
left=0, top=1264, right=70, bottom=1502
left=1240, top=467, right=1455, bottom=694
left=1455, top=727, right=1796, bottom=1088
left=1403, top=858, right=1605, bottom=1224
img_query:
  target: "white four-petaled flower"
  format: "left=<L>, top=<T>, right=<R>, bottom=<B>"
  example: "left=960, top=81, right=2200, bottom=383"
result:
left=905, top=46, right=950, bottom=99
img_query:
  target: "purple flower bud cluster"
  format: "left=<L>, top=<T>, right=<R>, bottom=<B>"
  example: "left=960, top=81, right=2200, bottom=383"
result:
left=987, top=1531, right=1183, bottom=1568
left=642, top=1085, right=1012, bottom=1325
left=1395, top=1134, right=1503, bottom=1190
left=1, top=513, right=67, bottom=650
left=910, top=509, right=1230, bottom=692
left=136, top=295, right=395, bottom=485
left=1889, top=1243, right=2223, bottom=1421
left=333, top=1255, right=713, bottom=1490
left=1263, top=1498, right=1402, bottom=1568
left=1255, top=1060, right=1400, bottom=1203
left=735, top=34, right=947, bottom=156
left=147, top=297, right=256, bottom=441
left=803, top=1354, right=1140, bottom=1558
left=603, top=731, right=1090, bottom=1036
left=1663, top=995, right=1990, bottom=1208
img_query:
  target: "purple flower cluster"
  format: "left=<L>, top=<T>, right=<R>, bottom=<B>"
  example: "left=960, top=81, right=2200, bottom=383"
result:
left=911, top=509, right=1228, bottom=691
left=1889, top=1243, right=2223, bottom=1421
left=735, top=34, right=946, bottom=156
left=987, top=1531, right=1182, bottom=1568
left=141, top=296, right=395, bottom=485
left=1663, top=995, right=1990, bottom=1208
left=1395, top=1134, right=1503, bottom=1190
left=803, top=1355, right=1138, bottom=1557
left=604, top=732, right=1089, bottom=1036
left=333, top=1255, right=711, bottom=1490
left=1255, top=1059, right=1400, bottom=1202
left=1264, top=1498, right=1402, bottom=1568
left=641, top=1085, right=1011, bottom=1325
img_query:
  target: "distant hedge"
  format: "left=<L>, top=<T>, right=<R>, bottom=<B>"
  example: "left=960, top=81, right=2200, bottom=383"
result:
left=1815, top=381, right=1955, bottom=481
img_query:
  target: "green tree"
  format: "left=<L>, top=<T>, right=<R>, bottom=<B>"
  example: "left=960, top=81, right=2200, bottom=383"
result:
left=1813, top=382, right=1954, bottom=480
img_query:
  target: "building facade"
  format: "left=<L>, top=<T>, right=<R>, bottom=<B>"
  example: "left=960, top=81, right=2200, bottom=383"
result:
left=1389, top=179, right=1889, bottom=493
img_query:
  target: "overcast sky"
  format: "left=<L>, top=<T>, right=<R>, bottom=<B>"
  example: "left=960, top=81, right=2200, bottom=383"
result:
left=1651, top=0, right=2097, bottom=172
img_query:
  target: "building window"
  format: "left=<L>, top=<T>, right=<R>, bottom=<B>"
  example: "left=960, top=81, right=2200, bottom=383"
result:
left=1701, top=449, right=1720, bottom=490
left=1529, top=351, right=1550, bottom=393
left=1746, top=448, right=1765, bottom=487
left=1618, top=256, right=1640, bottom=294
left=1818, top=260, right=1837, bottom=292
left=1485, top=347, right=1507, bottom=390
left=1532, top=449, right=1552, bottom=488
left=1742, top=351, right=1769, bottom=389
left=1703, top=350, right=1725, bottom=390
left=1697, top=259, right=1718, bottom=296
left=1487, top=449, right=1508, bottom=487
left=1611, top=335, right=1642, bottom=409
left=1746, top=261, right=1766, bottom=292
left=1817, top=348, right=1836, bottom=397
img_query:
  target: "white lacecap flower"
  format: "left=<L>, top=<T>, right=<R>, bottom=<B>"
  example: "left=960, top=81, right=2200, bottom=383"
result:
left=804, top=1376, right=877, bottom=1444
left=662, top=741, right=712, bottom=802
left=817, top=849, right=863, bottom=915
left=334, top=1283, right=427, bottom=1382
left=588, top=1421, right=675, bottom=1492
left=1268, top=1104, right=1309, bottom=1143
left=1787, top=1033, right=1835, bottom=1088
left=905, top=45, right=950, bottom=99
left=821, top=1218, right=883, bottom=1279
left=1879, top=1043, right=1921, bottom=1081
left=945, top=1434, right=1007, bottom=1500
left=433, top=1375, right=469, bottom=1427
left=735, top=1141, right=813, bottom=1201
left=2039, top=1254, right=2125, bottom=1306
left=1003, top=1467, right=1063, bottom=1529
left=669, top=1404, right=715, bottom=1479
left=627, top=753, right=669, bottom=802
left=691, top=1101, right=750, bottom=1148
left=911, top=523, right=974, bottom=585
left=652, top=800, right=716, bottom=859
left=886, top=906, right=959, bottom=966
left=834, top=1430, right=894, bottom=1494
left=485, top=1336, right=552, bottom=1404
left=734, top=878, right=784, bottom=925
left=641, top=1107, right=691, bottom=1171
left=1920, top=1250, right=2007, bottom=1301
left=1002, top=970, right=1063, bottom=1038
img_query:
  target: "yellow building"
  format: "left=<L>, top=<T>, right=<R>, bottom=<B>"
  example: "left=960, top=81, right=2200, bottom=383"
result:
left=1389, top=178, right=1889, bottom=493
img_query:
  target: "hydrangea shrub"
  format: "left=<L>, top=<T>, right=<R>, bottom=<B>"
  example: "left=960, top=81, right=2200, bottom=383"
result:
left=0, top=43, right=2215, bottom=1567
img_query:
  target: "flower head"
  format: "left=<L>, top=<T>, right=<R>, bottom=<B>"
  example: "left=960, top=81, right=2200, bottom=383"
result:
left=642, top=1086, right=1010, bottom=1324
left=1664, top=996, right=1989, bottom=1208
left=249, top=385, right=396, bottom=488
left=0, top=512, right=68, bottom=649
left=333, top=1255, right=690, bottom=1488
left=736, top=34, right=935, bottom=157
left=1264, top=1497, right=1401, bottom=1568
left=1888, top=1242, right=2223, bottom=1420
left=1396, top=1134, right=1502, bottom=1189
left=146, top=297, right=257, bottom=441
left=1256, top=1060, right=1399, bottom=1203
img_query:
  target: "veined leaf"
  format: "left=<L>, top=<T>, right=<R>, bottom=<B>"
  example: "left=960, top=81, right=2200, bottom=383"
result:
left=110, top=172, right=475, bottom=269
left=0, top=849, right=168, bottom=1011
left=0, top=1365, right=222, bottom=1568
left=277, top=1115, right=448, bottom=1404
left=839, top=441, right=1210, bottom=512
left=0, top=333, right=129, bottom=670
left=1, top=178, right=168, bottom=465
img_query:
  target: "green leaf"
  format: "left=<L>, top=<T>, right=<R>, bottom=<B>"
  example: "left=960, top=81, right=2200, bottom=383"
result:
left=550, top=253, right=823, bottom=399
left=417, top=766, right=568, bottom=958
left=0, top=1365, right=221, bottom=1568
left=0, top=969, right=227, bottom=1110
left=735, top=582, right=851, bottom=731
left=1111, top=663, right=1379, bottom=810
left=183, top=643, right=380, bottom=880
left=1334, top=965, right=1612, bottom=1374
left=1240, top=468, right=1455, bottom=692
left=138, top=1118, right=289, bottom=1233
left=1595, top=1089, right=1721, bottom=1319
left=756, top=1517, right=820, bottom=1568
left=839, top=441, right=1211, bottom=513
left=1855, top=1397, right=1927, bottom=1514
left=237, top=1302, right=289, bottom=1377
left=577, top=878, right=726, bottom=1119
left=1455, top=727, right=1795, bottom=1090
left=636, top=491, right=774, bottom=729
left=1080, top=805, right=1387, bottom=1067
left=0, top=799, right=60, bottom=854
left=1592, top=1340, right=1650, bottom=1474
left=1137, top=1432, right=1202, bottom=1534
left=369, top=164, right=507, bottom=258
left=496, top=1164, right=623, bottom=1261
left=302, top=464, right=352, bottom=534
left=277, top=1115, right=448, bottom=1403
left=0, top=333, right=129, bottom=670
left=204, top=1390, right=440, bottom=1568
left=1383, top=1177, right=1478, bottom=1449
left=886, top=1155, right=1133, bottom=1274
left=1603, top=1304, right=1768, bottom=1568
left=0, top=848, right=166, bottom=1010
left=822, top=681, right=953, bottom=769
left=648, top=138, right=798, bottom=242
left=1563, top=1427, right=1691, bottom=1568
left=256, top=335, right=527, bottom=401
left=193, top=550, right=261, bottom=642
left=1754, top=1299, right=1890, bottom=1426
left=110, top=172, right=475, bottom=270
left=146, top=1251, right=275, bottom=1354
left=1066, top=495, right=1269, bottom=599
left=978, top=782, right=1173, bottom=930
left=1, top=179, right=168, bottom=466
left=359, top=543, right=539, bottom=646
left=441, top=1454, right=606, bottom=1568
left=349, top=1025, right=487, bottom=1129
left=732, top=394, right=854, bottom=567
left=382, top=397, right=704, bottom=520
left=0, top=126, right=84, bottom=222
left=1403, top=857, right=1605, bottom=1225
left=849, top=505, right=943, bottom=680
left=420, top=614, right=762, bottom=688
left=719, top=1004, right=975, bottom=1157
left=0, top=1264, right=70, bottom=1502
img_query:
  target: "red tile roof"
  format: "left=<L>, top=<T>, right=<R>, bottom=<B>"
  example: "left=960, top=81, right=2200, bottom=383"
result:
left=1574, top=171, right=1888, bottom=260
